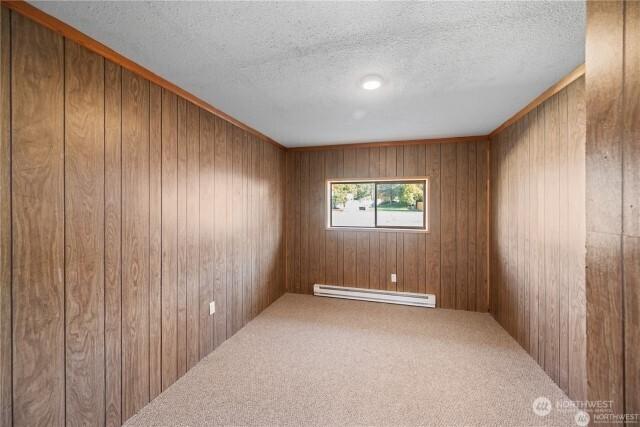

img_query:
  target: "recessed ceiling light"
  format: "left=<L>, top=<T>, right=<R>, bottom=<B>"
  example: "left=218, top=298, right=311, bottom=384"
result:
left=361, top=75, right=383, bottom=90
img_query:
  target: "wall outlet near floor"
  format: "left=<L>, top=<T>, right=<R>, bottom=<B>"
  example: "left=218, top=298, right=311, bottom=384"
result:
left=391, top=273, right=397, bottom=283
left=209, top=301, right=215, bottom=315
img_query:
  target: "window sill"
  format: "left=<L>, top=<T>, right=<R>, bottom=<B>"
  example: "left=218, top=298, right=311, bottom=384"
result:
left=325, top=226, right=430, bottom=233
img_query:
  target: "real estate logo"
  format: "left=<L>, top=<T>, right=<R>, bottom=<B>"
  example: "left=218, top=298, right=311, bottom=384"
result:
left=533, top=396, right=552, bottom=417
left=574, top=410, right=590, bottom=426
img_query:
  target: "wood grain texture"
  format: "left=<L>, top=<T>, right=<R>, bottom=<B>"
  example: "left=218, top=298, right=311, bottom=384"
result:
left=104, top=60, right=122, bottom=427
left=231, top=127, right=243, bottom=336
left=566, top=78, right=586, bottom=402
left=543, top=93, right=559, bottom=380
left=585, top=0, right=638, bottom=417
left=148, top=82, right=162, bottom=400
left=161, top=89, right=178, bottom=391
left=199, top=111, right=215, bottom=357
left=11, top=12, right=65, bottom=426
left=490, top=78, right=586, bottom=401
left=440, top=143, right=457, bottom=308
left=186, top=102, right=200, bottom=370
left=0, top=6, right=11, bottom=427
left=624, top=1, right=640, bottom=415
left=284, top=140, right=489, bottom=310
left=121, top=68, right=150, bottom=420
left=176, top=98, right=188, bottom=377
left=64, top=39, right=105, bottom=427
left=213, top=117, right=227, bottom=348
left=4, top=11, right=287, bottom=426
left=585, top=0, right=625, bottom=417
left=624, top=236, right=640, bottom=414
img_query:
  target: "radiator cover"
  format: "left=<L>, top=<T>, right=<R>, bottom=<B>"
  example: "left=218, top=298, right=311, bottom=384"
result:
left=313, top=284, right=436, bottom=308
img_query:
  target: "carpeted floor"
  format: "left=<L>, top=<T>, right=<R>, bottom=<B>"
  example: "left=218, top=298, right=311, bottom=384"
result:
left=125, top=293, right=578, bottom=426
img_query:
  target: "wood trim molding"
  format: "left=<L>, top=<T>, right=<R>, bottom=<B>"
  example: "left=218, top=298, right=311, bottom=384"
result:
left=288, top=135, right=489, bottom=152
left=489, top=63, right=585, bottom=138
left=1, top=0, right=286, bottom=151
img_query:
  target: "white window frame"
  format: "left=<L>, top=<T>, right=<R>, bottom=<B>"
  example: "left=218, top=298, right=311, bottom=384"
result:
left=326, top=177, right=430, bottom=232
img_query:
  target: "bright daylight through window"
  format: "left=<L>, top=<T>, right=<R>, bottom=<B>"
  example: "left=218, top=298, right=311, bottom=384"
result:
left=329, top=179, right=427, bottom=230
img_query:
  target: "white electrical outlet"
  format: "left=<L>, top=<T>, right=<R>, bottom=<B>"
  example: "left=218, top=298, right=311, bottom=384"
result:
left=391, top=273, right=397, bottom=283
left=209, top=301, right=215, bottom=315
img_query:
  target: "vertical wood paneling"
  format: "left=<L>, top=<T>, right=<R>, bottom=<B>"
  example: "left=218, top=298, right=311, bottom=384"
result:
left=104, top=60, right=122, bottom=427
left=11, top=13, right=65, bottom=426
left=5, top=11, right=287, bottom=426
left=161, top=89, right=178, bottom=390
left=186, top=102, right=200, bottom=370
left=490, top=78, right=586, bottom=401
left=177, top=98, right=188, bottom=377
left=213, top=118, right=227, bottom=347
left=310, top=151, right=325, bottom=289
left=285, top=140, right=488, bottom=310
left=585, top=0, right=639, bottom=417
left=557, top=88, right=569, bottom=393
left=467, top=143, right=477, bottom=312
left=455, top=143, right=469, bottom=310
left=440, top=144, right=457, bottom=308
left=623, top=0, right=640, bottom=415
left=230, top=127, right=242, bottom=335
left=0, top=7, right=10, bottom=426
left=64, top=39, right=105, bottom=427
left=121, top=68, right=150, bottom=420
left=148, top=83, right=162, bottom=400
left=425, top=144, right=441, bottom=297
left=199, top=111, right=215, bottom=355
left=624, top=236, right=640, bottom=413
left=476, top=141, right=488, bottom=312
left=586, top=0, right=625, bottom=414
left=543, top=94, right=559, bottom=381
left=250, top=137, right=261, bottom=318
left=567, top=79, right=586, bottom=401
left=241, top=133, right=250, bottom=326
left=528, top=108, right=540, bottom=362
left=225, top=122, right=234, bottom=333
left=324, top=150, right=340, bottom=286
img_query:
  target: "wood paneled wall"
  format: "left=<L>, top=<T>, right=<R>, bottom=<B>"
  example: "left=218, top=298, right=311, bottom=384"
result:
left=285, top=140, right=489, bottom=311
left=586, top=1, right=639, bottom=417
left=1, top=9, right=286, bottom=426
left=489, top=77, right=587, bottom=401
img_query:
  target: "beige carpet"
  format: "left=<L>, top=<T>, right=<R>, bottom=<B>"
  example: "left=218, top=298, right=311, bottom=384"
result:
left=126, top=293, right=579, bottom=426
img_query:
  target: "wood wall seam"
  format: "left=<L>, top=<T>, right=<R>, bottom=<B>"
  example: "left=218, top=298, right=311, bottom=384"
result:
left=0, top=5, right=12, bottom=427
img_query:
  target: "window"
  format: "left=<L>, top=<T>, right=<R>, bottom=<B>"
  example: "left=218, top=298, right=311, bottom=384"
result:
left=328, top=178, right=428, bottom=230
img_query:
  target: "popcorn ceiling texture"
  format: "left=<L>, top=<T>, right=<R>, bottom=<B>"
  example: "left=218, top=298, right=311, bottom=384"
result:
left=33, top=1, right=585, bottom=147
left=124, top=293, right=578, bottom=426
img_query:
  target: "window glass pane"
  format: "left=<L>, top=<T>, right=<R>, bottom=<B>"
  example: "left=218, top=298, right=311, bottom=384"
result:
left=376, top=182, right=425, bottom=228
left=331, top=183, right=375, bottom=227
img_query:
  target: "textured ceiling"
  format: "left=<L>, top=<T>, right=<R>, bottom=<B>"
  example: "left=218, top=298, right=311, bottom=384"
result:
left=32, top=1, right=585, bottom=147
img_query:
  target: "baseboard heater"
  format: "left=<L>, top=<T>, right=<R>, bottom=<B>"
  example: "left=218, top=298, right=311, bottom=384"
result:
left=313, top=284, right=436, bottom=308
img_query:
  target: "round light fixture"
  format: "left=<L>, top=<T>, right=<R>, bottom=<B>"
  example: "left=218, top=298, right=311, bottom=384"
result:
left=361, top=75, right=383, bottom=90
